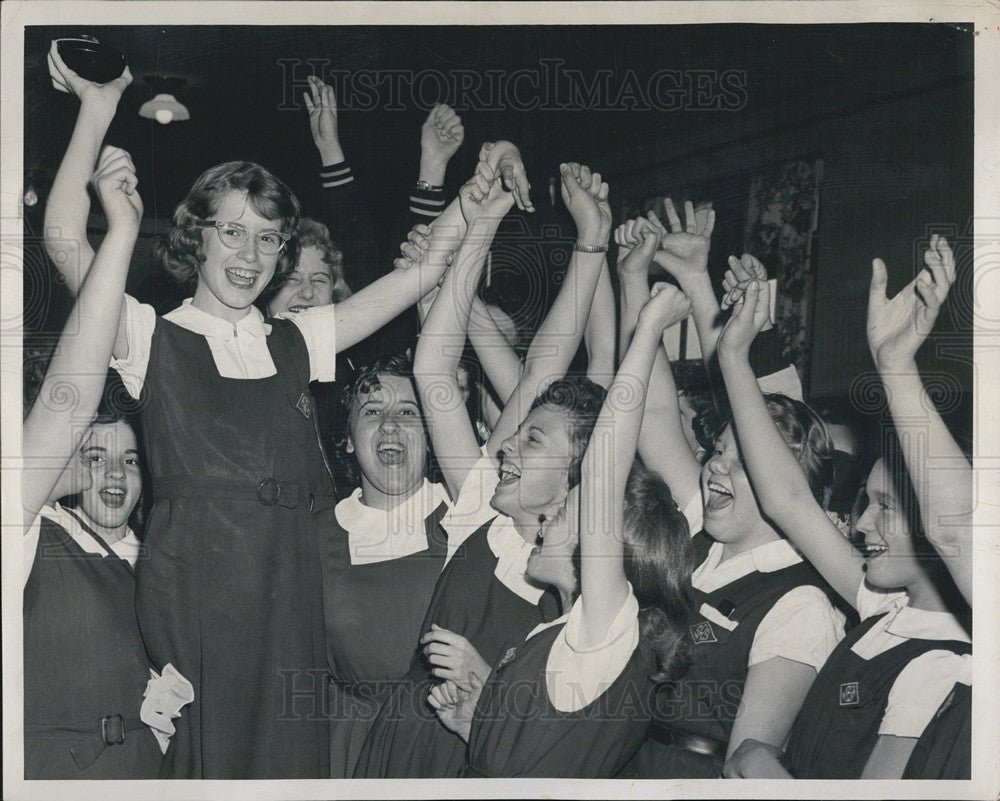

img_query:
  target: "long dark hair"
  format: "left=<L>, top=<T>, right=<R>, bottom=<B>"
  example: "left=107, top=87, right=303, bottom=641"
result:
left=623, top=461, right=696, bottom=682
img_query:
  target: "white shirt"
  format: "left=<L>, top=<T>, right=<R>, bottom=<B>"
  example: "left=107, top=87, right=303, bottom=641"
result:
left=525, top=586, right=641, bottom=713
left=440, top=453, right=546, bottom=604
left=334, top=480, right=450, bottom=565
left=111, top=295, right=338, bottom=398
left=23, top=503, right=142, bottom=590
left=692, top=538, right=845, bottom=671
left=853, top=581, right=971, bottom=738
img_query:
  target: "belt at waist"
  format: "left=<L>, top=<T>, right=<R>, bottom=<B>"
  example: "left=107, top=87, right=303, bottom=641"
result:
left=153, top=475, right=335, bottom=509
left=647, top=724, right=727, bottom=761
left=26, top=713, right=145, bottom=769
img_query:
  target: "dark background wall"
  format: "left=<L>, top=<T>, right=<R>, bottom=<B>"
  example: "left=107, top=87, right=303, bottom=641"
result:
left=22, top=23, right=974, bottom=416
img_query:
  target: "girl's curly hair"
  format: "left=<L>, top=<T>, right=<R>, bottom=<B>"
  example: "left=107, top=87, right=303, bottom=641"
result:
left=155, top=161, right=301, bottom=291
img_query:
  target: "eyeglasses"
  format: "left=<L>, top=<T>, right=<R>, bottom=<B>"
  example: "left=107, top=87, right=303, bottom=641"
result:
left=195, top=220, right=291, bottom=256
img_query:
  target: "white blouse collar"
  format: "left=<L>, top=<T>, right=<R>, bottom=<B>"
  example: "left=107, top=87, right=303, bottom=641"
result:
left=487, top=515, right=546, bottom=605
left=165, top=299, right=271, bottom=340
left=336, top=480, right=448, bottom=566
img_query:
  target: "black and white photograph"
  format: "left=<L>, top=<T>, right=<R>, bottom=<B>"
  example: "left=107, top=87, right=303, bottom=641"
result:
left=3, top=2, right=998, bottom=799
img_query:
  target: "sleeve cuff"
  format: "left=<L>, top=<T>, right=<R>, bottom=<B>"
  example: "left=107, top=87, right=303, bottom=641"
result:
left=563, top=585, right=640, bottom=653
left=284, top=304, right=337, bottom=382
left=320, top=161, right=354, bottom=189
left=410, top=187, right=447, bottom=219
left=109, top=294, right=155, bottom=399
left=441, top=454, right=500, bottom=558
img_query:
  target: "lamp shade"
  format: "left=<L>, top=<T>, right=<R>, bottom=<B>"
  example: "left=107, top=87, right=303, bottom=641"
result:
left=139, top=93, right=190, bottom=124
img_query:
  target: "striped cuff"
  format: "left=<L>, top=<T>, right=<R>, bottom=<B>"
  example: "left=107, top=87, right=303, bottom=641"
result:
left=409, top=187, right=446, bottom=219
left=320, top=161, right=354, bottom=189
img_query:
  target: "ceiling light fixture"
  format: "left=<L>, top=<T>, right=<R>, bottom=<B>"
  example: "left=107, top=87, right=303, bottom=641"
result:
left=139, top=77, right=190, bottom=124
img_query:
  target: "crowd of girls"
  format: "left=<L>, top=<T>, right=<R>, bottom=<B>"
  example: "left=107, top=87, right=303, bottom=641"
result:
left=21, top=43, right=972, bottom=782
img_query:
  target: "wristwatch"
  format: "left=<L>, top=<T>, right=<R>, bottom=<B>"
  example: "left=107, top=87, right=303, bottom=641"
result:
left=416, top=179, right=444, bottom=191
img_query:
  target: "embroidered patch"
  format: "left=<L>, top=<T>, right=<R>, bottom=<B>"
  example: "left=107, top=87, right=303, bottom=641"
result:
left=690, top=620, right=717, bottom=644
left=839, top=682, right=860, bottom=706
left=496, top=647, right=518, bottom=670
left=294, top=392, right=312, bottom=419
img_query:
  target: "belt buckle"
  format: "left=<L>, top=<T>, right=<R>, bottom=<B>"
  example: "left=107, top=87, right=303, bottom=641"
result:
left=101, top=713, right=125, bottom=746
left=256, top=477, right=282, bottom=506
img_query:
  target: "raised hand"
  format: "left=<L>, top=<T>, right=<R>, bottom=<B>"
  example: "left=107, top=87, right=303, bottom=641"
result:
left=393, top=223, right=433, bottom=271
left=91, top=146, right=142, bottom=231
left=718, top=278, right=770, bottom=357
left=421, top=104, right=464, bottom=166
left=867, top=235, right=955, bottom=371
left=420, top=624, right=492, bottom=686
left=721, top=253, right=768, bottom=309
left=303, top=75, right=343, bottom=164
left=639, top=281, right=693, bottom=333
left=559, top=162, right=611, bottom=246
left=459, top=160, right=514, bottom=227
left=647, top=198, right=715, bottom=284
left=48, top=40, right=132, bottom=115
left=615, top=217, right=660, bottom=275
left=480, top=141, right=534, bottom=213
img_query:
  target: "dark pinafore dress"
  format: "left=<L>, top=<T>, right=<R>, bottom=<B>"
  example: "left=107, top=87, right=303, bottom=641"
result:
left=619, top=531, right=828, bottom=779
left=24, top=515, right=164, bottom=779
left=783, top=612, right=971, bottom=779
left=318, top=498, right=450, bottom=777
left=902, top=681, right=971, bottom=779
left=134, top=317, right=333, bottom=779
left=463, top=621, right=655, bottom=777
left=354, top=518, right=559, bottom=778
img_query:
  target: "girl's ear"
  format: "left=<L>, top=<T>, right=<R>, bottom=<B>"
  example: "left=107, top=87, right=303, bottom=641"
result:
left=345, top=436, right=355, bottom=455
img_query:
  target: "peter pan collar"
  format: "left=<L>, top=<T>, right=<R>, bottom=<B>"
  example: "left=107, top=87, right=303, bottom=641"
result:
left=336, top=480, right=448, bottom=565
left=883, top=602, right=971, bottom=644
left=487, top=514, right=546, bottom=605
left=165, top=299, right=271, bottom=340
left=47, top=502, right=141, bottom=567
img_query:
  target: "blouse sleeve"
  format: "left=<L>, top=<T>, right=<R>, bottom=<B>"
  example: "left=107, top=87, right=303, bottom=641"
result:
left=748, top=585, right=846, bottom=670
left=879, top=651, right=972, bottom=738
left=282, top=304, right=338, bottom=382
left=544, top=588, right=641, bottom=713
left=439, top=452, right=500, bottom=563
left=109, top=294, right=157, bottom=399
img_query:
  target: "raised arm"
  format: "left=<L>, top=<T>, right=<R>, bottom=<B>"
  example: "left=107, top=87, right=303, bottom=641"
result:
left=584, top=259, right=616, bottom=388
left=44, top=41, right=132, bottom=294
left=414, top=161, right=515, bottom=497
left=648, top=199, right=718, bottom=362
left=466, top=296, right=524, bottom=403
left=418, top=103, right=464, bottom=191
left=716, top=281, right=863, bottom=606
left=867, top=235, right=970, bottom=602
left=615, top=216, right=659, bottom=359
left=485, top=162, right=610, bottom=456
left=23, top=147, right=142, bottom=529
left=575, top=282, right=689, bottom=645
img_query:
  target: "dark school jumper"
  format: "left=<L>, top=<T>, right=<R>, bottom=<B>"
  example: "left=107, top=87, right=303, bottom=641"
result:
left=126, top=315, right=333, bottom=778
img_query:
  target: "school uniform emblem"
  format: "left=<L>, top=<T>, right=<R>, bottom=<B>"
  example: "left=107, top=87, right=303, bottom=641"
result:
left=690, top=620, right=717, bottom=644
left=294, top=392, right=312, bottom=419
left=496, top=647, right=518, bottom=670
left=839, top=682, right=860, bottom=706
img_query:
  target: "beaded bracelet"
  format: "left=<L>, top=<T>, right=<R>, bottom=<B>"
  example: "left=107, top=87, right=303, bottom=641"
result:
left=574, top=242, right=609, bottom=253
